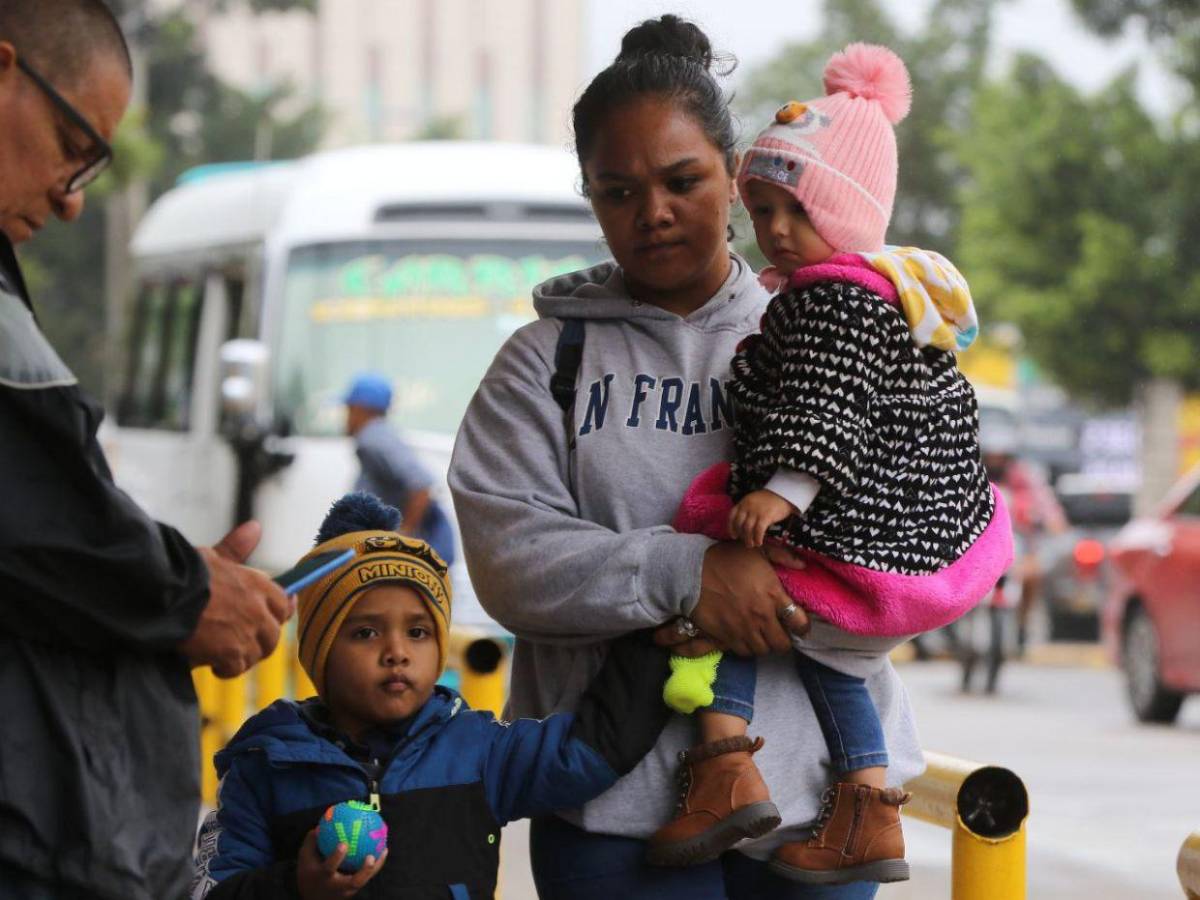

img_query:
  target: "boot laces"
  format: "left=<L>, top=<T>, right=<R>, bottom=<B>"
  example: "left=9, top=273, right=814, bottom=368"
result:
left=674, top=763, right=693, bottom=814
left=812, top=786, right=837, bottom=836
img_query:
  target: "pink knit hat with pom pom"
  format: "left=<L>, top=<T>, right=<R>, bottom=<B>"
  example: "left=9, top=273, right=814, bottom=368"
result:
left=738, top=43, right=911, bottom=252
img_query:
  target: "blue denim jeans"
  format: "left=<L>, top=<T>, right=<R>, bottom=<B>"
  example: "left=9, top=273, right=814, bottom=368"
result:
left=530, top=815, right=879, bottom=899
left=794, top=653, right=888, bottom=773
left=710, top=653, right=889, bottom=774
left=710, top=650, right=758, bottom=722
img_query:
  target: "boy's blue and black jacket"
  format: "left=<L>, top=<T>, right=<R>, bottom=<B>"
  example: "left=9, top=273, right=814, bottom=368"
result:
left=192, top=632, right=670, bottom=899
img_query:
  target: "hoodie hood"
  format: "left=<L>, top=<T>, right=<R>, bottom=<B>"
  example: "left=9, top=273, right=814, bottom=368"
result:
left=533, top=254, right=764, bottom=331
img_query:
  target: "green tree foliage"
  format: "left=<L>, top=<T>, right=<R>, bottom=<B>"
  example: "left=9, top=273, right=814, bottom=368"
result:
left=137, top=9, right=326, bottom=195
left=737, top=0, right=998, bottom=255
left=415, top=114, right=468, bottom=141
left=956, top=54, right=1195, bottom=405
left=1072, top=0, right=1200, bottom=35
left=1072, top=0, right=1200, bottom=108
left=20, top=0, right=323, bottom=392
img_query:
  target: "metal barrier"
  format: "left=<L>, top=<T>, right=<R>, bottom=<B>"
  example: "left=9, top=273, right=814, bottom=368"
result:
left=1180, top=829, right=1200, bottom=899
left=904, top=751, right=1029, bottom=899
left=193, top=624, right=509, bottom=806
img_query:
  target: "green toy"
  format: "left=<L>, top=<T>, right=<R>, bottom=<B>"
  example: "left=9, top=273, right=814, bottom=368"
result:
left=663, top=650, right=725, bottom=714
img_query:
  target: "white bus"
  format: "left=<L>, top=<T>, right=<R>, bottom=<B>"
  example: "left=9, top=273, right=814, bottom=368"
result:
left=105, top=142, right=604, bottom=625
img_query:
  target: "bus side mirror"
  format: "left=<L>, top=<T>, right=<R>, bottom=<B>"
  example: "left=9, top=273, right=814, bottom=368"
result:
left=219, top=339, right=269, bottom=427
left=218, top=338, right=294, bottom=526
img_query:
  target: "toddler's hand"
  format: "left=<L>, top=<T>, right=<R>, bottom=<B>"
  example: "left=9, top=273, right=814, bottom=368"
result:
left=728, top=490, right=797, bottom=549
left=297, top=827, right=387, bottom=899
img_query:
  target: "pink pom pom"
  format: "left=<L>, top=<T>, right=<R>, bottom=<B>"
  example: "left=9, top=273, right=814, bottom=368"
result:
left=823, top=43, right=912, bottom=124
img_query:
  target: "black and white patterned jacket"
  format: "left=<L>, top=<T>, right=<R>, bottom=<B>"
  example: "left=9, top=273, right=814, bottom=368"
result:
left=728, top=274, right=994, bottom=576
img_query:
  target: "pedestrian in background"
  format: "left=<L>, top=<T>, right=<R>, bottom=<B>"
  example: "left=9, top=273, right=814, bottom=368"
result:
left=981, top=424, right=1068, bottom=654
left=345, top=372, right=457, bottom=566
left=0, top=3, right=290, bottom=898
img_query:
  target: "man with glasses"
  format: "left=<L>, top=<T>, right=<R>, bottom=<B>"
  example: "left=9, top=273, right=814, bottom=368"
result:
left=0, top=3, right=293, bottom=898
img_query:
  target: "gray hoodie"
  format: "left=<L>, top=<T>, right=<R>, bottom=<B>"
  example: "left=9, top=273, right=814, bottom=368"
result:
left=449, top=255, right=923, bottom=853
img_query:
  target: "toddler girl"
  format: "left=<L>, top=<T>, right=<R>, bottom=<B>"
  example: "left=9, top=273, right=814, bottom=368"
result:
left=647, top=43, right=1013, bottom=886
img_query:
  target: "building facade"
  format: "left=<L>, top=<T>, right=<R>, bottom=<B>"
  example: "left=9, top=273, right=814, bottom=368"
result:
left=197, top=0, right=586, bottom=147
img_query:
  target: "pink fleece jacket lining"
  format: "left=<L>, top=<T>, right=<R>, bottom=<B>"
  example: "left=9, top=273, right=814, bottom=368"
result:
left=786, top=253, right=901, bottom=306
left=673, top=462, right=1014, bottom=637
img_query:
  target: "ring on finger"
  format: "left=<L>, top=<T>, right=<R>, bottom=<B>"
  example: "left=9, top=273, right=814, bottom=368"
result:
left=676, top=617, right=700, bottom=639
left=777, top=602, right=800, bottom=623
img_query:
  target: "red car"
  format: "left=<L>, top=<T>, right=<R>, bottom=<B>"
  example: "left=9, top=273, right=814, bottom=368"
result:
left=1104, top=467, right=1200, bottom=723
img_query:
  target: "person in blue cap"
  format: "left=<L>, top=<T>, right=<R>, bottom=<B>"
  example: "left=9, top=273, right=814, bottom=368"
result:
left=344, top=372, right=457, bottom=565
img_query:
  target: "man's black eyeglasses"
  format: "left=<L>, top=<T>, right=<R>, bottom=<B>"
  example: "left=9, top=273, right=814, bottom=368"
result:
left=16, top=56, right=113, bottom=194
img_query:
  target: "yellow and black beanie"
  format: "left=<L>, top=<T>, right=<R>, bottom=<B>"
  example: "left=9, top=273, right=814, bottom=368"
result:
left=295, top=493, right=452, bottom=696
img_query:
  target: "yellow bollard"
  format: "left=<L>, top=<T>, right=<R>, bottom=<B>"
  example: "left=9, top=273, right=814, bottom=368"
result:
left=255, top=637, right=289, bottom=711
left=1180, top=829, right=1200, bottom=899
left=192, top=666, right=221, bottom=807
left=291, top=646, right=317, bottom=700
left=447, top=629, right=508, bottom=716
left=281, top=617, right=317, bottom=700
left=951, top=818, right=1026, bottom=899
left=904, top=751, right=1029, bottom=900
left=199, top=714, right=223, bottom=807
left=193, top=664, right=218, bottom=725
left=216, top=672, right=248, bottom=742
left=459, top=638, right=507, bottom=717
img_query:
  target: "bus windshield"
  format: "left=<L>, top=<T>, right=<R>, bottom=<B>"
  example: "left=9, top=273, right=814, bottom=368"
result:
left=274, top=238, right=604, bottom=436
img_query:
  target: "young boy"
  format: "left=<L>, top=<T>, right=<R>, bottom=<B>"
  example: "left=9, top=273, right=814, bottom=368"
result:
left=191, top=493, right=670, bottom=900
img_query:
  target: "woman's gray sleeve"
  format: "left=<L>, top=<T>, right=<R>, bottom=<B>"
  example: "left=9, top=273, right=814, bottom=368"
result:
left=448, top=326, right=712, bottom=645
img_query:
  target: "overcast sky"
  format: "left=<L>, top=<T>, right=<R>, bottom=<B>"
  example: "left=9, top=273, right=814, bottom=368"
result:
left=585, top=0, right=1185, bottom=117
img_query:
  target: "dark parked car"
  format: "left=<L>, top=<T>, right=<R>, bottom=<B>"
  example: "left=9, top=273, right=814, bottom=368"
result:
left=1104, top=468, right=1200, bottom=723
left=1043, top=474, right=1133, bottom=641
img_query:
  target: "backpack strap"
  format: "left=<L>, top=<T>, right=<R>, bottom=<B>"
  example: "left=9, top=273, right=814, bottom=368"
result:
left=550, top=318, right=585, bottom=412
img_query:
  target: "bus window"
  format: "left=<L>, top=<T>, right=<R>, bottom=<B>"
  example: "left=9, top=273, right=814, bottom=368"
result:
left=117, top=276, right=204, bottom=430
left=273, top=238, right=604, bottom=437
left=118, top=283, right=169, bottom=427
left=158, top=279, right=203, bottom=429
left=224, top=272, right=246, bottom=341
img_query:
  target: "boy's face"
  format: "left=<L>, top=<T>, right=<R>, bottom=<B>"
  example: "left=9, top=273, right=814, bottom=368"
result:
left=743, top=179, right=834, bottom=273
left=324, top=585, right=440, bottom=740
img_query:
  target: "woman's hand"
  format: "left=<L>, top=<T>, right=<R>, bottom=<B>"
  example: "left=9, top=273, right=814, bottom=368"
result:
left=297, top=828, right=387, bottom=899
left=689, top=542, right=810, bottom=657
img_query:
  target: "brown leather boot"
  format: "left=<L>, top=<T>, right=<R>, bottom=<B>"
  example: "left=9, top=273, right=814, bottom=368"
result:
left=770, top=783, right=911, bottom=884
left=645, top=736, right=781, bottom=866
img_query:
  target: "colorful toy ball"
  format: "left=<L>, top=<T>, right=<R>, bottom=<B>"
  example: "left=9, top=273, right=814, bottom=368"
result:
left=317, top=801, right=388, bottom=873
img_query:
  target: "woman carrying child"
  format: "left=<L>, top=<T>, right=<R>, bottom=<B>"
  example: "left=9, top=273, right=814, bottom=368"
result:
left=450, top=17, right=933, bottom=900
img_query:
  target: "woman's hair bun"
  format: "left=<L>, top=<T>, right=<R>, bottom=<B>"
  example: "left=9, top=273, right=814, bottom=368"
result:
left=617, top=14, right=713, bottom=70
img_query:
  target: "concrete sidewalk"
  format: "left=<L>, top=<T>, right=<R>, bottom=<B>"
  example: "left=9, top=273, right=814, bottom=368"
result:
left=890, top=638, right=1110, bottom=669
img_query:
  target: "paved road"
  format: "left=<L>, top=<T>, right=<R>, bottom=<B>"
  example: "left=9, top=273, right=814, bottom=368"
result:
left=500, top=658, right=1200, bottom=898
